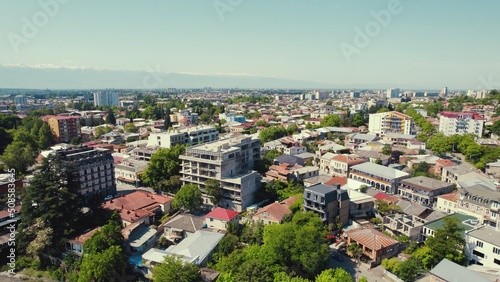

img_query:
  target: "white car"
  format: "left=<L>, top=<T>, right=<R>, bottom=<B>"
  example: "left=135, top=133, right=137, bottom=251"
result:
left=104, top=195, right=113, bottom=201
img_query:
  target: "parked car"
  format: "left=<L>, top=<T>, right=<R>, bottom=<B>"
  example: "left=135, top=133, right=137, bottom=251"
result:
left=104, top=195, right=113, bottom=201
left=331, top=252, right=344, bottom=262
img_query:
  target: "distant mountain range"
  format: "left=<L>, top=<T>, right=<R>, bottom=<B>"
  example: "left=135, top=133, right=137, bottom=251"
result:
left=0, top=65, right=335, bottom=90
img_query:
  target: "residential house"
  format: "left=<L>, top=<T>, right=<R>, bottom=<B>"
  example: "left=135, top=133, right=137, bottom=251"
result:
left=163, top=213, right=205, bottom=241
left=429, top=259, right=491, bottom=282
left=67, top=227, right=101, bottom=255
left=434, top=159, right=457, bottom=176
left=103, top=191, right=174, bottom=227
left=122, top=222, right=159, bottom=254
left=205, top=208, right=239, bottom=230
left=328, top=154, right=366, bottom=177
left=142, top=230, right=225, bottom=276
left=421, top=213, right=479, bottom=242
left=344, top=227, right=400, bottom=266
left=457, top=178, right=500, bottom=227
left=435, top=192, right=460, bottom=214
left=382, top=133, right=421, bottom=149
left=303, top=183, right=350, bottom=225
left=252, top=195, right=297, bottom=225
left=266, top=163, right=302, bottom=182
left=349, top=162, right=410, bottom=194
left=293, top=166, right=319, bottom=182
left=345, top=133, right=379, bottom=147
left=114, top=159, right=148, bottom=187
left=283, top=145, right=307, bottom=156
left=398, top=176, right=455, bottom=207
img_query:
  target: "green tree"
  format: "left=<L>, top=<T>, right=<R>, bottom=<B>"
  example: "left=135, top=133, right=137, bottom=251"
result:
left=205, top=179, right=223, bottom=205
left=217, top=233, right=239, bottom=256
left=78, top=245, right=125, bottom=282
left=351, top=113, right=365, bottom=127
left=142, top=144, right=187, bottom=189
left=152, top=255, right=201, bottom=282
left=395, top=258, right=420, bottom=282
left=83, top=213, right=123, bottom=255
left=259, top=126, right=289, bottom=143
left=315, top=268, right=353, bottom=282
left=491, top=120, right=500, bottom=136
left=38, top=122, right=56, bottom=149
left=164, top=110, right=171, bottom=129
left=348, top=243, right=362, bottom=263
left=412, top=162, right=431, bottom=177
left=426, top=133, right=452, bottom=156
left=320, top=114, right=341, bottom=127
left=382, top=144, right=392, bottom=155
left=0, top=141, right=37, bottom=177
left=18, top=155, right=83, bottom=255
left=124, top=123, right=138, bottom=133
left=172, top=184, right=203, bottom=211
left=424, top=216, right=466, bottom=269
left=105, top=109, right=116, bottom=125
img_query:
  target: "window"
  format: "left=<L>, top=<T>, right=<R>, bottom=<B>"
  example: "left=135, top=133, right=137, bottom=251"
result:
left=210, top=218, right=213, bottom=222
left=476, top=241, right=484, bottom=248
left=473, top=250, right=485, bottom=258
left=493, top=247, right=500, bottom=255
left=495, top=259, right=500, bottom=266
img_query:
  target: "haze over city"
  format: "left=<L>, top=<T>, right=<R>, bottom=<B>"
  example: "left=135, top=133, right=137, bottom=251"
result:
left=1, top=0, right=500, bottom=89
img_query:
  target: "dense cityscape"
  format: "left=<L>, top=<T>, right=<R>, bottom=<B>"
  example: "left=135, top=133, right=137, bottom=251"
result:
left=0, top=87, right=500, bottom=282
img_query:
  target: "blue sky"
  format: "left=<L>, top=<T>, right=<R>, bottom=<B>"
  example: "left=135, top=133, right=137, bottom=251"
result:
left=1, top=0, right=499, bottom=89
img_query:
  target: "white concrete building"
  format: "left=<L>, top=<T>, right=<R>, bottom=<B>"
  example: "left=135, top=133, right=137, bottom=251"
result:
left=93, top=92, right=119, bottom=107
left=368, top=111, right=415, bottom=136
left=147, top=126, right=219, bottom=148
left=179, top=136, right=261, bottom=211
left=438, top=112, right=485, bottom=137
left=466, top=225, right=500, bottom=269
left=386, top=88, right=400, bottom=99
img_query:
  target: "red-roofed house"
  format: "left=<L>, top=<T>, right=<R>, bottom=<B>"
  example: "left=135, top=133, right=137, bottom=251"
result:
left=324, top=176, right=348, bottom=187
left=252, top=195, right=298, bottom=225
left=67, top=227, right=101, bottom=255
left=205, top=208, right=239, bottom=230
left=374, top=192, right=399, bottom=205
left=434, top=159, right=457, bottom=176
left=103, top=190, right=174, bottom=226
left=435, top=192, right=460, bottom=214
left=345, top=227, right=400, bottom=266
left=43, top=115, right=81, bottom=143
left=329, top=154, right=366, bottom=177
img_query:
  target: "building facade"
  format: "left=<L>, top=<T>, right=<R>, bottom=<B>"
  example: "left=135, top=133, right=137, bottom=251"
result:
left=349, top=162, right=410, bottom=194
left=180, top=136, right=261, bottom=211
left=465, top=225, right=500, bottom=269
left=147, top=126, right=219, bottom=148
left=44, top=115, right=81, bottom=143
left=398, top=176, right=455, bottom=207
left=302, top=183, right=350, bottom=225
left=57, top=147, right=116, bottom=200
left=368, top=111, right=415, bottom=136
left=93, top=92, right=119, bottom=107
left=438, top=112, right=485, bottom=136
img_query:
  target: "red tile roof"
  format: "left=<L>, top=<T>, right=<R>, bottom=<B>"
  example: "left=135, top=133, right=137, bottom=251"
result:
left=103, top=190, right=173, bottom=211
left=346, top=227, right=399, bottom=250
left=68, top=227, right=101, bottom=245
left=439, top=111, right=485, bottom=120
left=436, top=159, right=456, bottom=167
left=281, top=195, right=299, bottom=207
left=253, top=202, right=292, bottom=223
left=205, top=207, right=239, bottom=221
left=324, top=176, right=348, bottom=187
left=374, top=192, right=399, bottom=204
left=437, top=192, right=459, bottom=203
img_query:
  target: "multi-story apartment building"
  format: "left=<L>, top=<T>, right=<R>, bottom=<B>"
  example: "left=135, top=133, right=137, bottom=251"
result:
left=349, top=162, right=410, bottom=194
left=465, top=225, right=500, bottom=269
left=302, top=183, right=350, bottom=225
left=56, top=147, right=116, bottom=200
left=398, top=176, right=455, bottom=207
left=14, top=95, right=27, bottom=105
left=438, top=112, right=484, bottom=136
left=43, top=115, right=81, bottom=143
left=435, top=192, right=460, bottom=214
left=93, top=92, right=119, bottom=107
left=368, top=111, right=415, bottom=136
left=386, top=88, right=400, bottom=99
left=114, top=159, right=148, bottom=187
left=147, top=126, right=219, bottom=148
left=179, top=136, right=261, bottom=212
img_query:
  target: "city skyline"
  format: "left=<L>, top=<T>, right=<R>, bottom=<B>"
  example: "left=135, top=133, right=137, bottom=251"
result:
left=1, top=0, right=500, bottom=89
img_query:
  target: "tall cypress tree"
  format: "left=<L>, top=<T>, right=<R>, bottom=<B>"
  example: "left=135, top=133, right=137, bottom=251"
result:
left=164, top=109, right=171, bottom=130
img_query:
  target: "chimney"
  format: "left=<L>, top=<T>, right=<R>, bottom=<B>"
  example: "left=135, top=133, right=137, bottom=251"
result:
left=121, top=205, right=124, bottom=209
left=135, top=213, right=138, bottom=217
left=127, top=210, right=130, bottom=214
left=333, top=183, right=341, bottom=190
left=110, top=199, right=113, bottom=203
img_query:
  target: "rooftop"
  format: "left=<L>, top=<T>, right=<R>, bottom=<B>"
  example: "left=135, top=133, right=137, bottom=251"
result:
left=467, top=225, right=500, bottom=247
left=423, top=213, right=479, bottom=235
left=163, top=230, right=225, bottom=265
left=346, top=227, right=399, bottom=250
left=351, top=162, right=410, bottom=180
left=430, top=259, right=491, bottom=282
left=400, top=176, right=453, bottom=192
left=205, top=208, right=239, bottom=221
left=437, top=192, right=460, bottom=203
